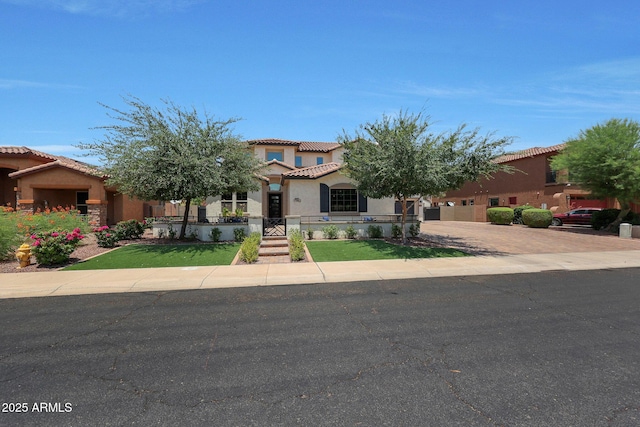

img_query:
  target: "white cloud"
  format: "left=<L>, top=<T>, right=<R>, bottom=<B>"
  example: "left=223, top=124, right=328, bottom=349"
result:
left=395, top=81, right=483, bottom=99
left=0, top=0, right=205, bottom=17
left=0, top=78, right=84, bottom=91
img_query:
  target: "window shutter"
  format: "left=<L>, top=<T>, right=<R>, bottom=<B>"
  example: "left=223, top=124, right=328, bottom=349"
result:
left=320, top=184, right=329, bottom=213
left=358, top=192, right=368, bottom=212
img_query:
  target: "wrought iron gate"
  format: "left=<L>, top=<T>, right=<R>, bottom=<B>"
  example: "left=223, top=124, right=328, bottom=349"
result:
left=263, top=217, right=286, bottom=236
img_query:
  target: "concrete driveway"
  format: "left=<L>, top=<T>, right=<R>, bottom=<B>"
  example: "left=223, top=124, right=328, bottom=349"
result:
left=420, top=220, right=640, bottom=255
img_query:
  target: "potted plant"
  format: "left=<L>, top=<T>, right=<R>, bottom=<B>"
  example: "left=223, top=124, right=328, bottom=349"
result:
left=221, top=207, right=231, bottom=223
left=234, top=207, right=245, bottom=222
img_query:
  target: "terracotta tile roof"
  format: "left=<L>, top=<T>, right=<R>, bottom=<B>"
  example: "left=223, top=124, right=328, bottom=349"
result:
left=266, top=159, right=296, bottom=170
left=248, top=139, right=341, bottom=152
left=0, top=146, right=58, bottom=161
left=298, top=141, right=341, bottom=152
left=3, top=146, right=107, bottom=179
left=282, top=162, right=341, bottom=179
left=494, top=143, right=566, bottom=164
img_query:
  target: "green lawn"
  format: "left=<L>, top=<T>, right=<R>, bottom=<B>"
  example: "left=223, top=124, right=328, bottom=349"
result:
left=63, top=243, right=240, bottom=270
left=305, top=240, right=470, bottom=262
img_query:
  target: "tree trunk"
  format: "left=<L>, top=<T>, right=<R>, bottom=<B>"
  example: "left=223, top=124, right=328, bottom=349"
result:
left=401, top=197, right=407, bottom=245
left=179, top=197, right=192, bottom=240
left=605, top=201, right=631, bottom=232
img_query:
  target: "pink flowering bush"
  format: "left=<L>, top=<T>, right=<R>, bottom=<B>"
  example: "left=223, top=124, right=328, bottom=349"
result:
left=94, top=225, right=120, bottom=248
left=30, top=228, right=84, bottom=265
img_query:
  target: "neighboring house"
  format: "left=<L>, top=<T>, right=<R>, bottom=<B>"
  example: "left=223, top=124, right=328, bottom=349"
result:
left=201, top=139, right=414, bottom=222
left=431, top=143, right=636, bottom=220
left=1, top=146, right=162, bottom=225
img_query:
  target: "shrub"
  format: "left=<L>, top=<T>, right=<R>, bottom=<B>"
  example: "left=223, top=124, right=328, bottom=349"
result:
left=115, top=219, right=145, bottom=240
left=522, top=209, right=552, bottom=228
left=209, top=227, right=222, bottom=242
left=513, top=205, right=535, bottom=225
left=233, top=227, right=247, bottom=242
left=391, top=223, right=402, bottom=238
left=0, top=209, right=21, bottom=260
left=487, top=208, right=514, bottom=225
left=322, top=224, right=339, bottom=239
left=289, top=230, right=306, bottom=261
left=306, top=227, right=314, bottom=240
left=345, top=224, right=358, bottom=239
left=408, top=222, right=420, bottom=238
left=30, top=228, right=84, bottom=265
left=591, top=209, right=640, bottom=231
left=367, top=224, right=383, bottom=238
left=94, top=225, right=120, bottom=248
left=239, top=232, right=261, bottom=263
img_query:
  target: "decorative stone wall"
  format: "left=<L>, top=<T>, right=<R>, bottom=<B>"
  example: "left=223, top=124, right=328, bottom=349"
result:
left=87, top=203, right=108, bottom=226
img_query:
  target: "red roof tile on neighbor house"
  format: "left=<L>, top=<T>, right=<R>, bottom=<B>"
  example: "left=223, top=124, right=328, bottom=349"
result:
left=0, top=146, right=59, bottom=161
left=8, top=158, right=107, bottom=179
left=248, top=139, right=341, bottom=153
left=494, top=143, right=566, bottom=164
left=282, top=162, right=341, bottom=179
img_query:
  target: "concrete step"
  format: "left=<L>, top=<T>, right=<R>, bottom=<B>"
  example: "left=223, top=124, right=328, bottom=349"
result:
left=258, top=246, right=290, bottom=256
left=260, top=239, right=289, bottom=248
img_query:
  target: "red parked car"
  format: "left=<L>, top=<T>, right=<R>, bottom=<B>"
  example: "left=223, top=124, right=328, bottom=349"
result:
left=552, top=208, right=602, bottom=226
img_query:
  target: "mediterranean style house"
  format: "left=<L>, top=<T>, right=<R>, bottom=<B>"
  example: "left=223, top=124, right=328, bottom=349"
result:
left=0, top=146, right=162, bottom=225
left=431, top=143, right=639, bottom=220
left=198, top=138, right=416, bottom=223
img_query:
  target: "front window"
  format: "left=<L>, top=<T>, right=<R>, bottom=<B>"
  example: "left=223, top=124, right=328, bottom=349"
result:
left=267, top=151, right=283, bottom=162
left=489, top=198, right=499, bottom=207
left=295, top=156, right=302, bottom=167
left=316, top=156, right=324, bottom=165
left=330, top=188, right=358, bottom=212
left=236, top=192, right=248, bottom=213
left=221, top=193, right=233, bottom=213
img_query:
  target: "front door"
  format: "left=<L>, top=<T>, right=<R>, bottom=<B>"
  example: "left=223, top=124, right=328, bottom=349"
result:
left=268, top=193, right=282, bottom=218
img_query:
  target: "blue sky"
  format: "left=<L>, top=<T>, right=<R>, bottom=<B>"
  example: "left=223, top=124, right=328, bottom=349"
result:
left=1, top=0, right=639, bottom=165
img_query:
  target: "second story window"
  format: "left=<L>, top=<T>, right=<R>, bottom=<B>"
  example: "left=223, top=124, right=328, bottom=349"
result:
left=267, top=151, right=283, bottom=162
left=316, top=156, right=324, bottom=165
left=295, top=156, right=302, bottom=167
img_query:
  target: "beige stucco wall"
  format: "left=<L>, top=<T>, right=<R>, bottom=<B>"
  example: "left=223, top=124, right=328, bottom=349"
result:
left=286, top=172, right=395, bottom=217
left=17, top=168, right=104, bottom=201
left=205, top=190, right=261, bottom=219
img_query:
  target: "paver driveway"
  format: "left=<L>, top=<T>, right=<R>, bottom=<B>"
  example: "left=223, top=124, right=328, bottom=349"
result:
left=420, top=221, right=640, bottom=255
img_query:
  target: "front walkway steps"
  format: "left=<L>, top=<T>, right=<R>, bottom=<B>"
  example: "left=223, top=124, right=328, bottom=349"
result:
left=257, top=236, right=290, bottom=264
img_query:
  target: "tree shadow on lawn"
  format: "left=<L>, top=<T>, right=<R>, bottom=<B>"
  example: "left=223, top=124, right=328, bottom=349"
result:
left=325, top=239, right=473, bottom=260
left=417, top=234, right=506, bottom=256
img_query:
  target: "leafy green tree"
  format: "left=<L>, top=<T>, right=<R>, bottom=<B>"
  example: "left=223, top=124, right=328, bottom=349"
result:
left=340, top=110, right=512, bottom=244
left=551, top=118, right=640, bottom=231
left=79, top=96, right=264, bottom=239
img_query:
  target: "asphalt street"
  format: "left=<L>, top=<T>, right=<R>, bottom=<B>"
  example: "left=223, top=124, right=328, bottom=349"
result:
left=1, top=268, right=639, bottom=426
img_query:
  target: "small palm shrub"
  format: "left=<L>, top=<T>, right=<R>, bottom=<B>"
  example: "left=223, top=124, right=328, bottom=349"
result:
left=345, top=225, right=358, bottom=239
left=408, top=222, right=420, bottom=238
left=367, top=224, right=383, bottom=238
left=209, top=227, right=222, bottom=242
left=306, top=227, right=314, bottom=240
left=487, top=208, right=514, bottom=225
left=239, top=232, right=261, bottom=263
left=233, top=227, right=247, bottom=242
left=522, top=209, right=552, bottom=228
left=289, top=230, right=306, bottom=261
left=322, top=224, right=339, bottom=239
left=391, top=223, right=402, bottom=238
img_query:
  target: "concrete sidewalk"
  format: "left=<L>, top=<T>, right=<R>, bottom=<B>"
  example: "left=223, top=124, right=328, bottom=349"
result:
left=2, top=250, right=640, bottom=299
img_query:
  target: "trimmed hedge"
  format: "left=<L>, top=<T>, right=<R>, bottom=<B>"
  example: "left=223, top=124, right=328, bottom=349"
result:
left=513, top=205, right=535, bottom=225
left=591, top=209, right=640, bottom=231
left=487, top=207, right=513, bottom=225
left=522, top=209, right=552, bottom=228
